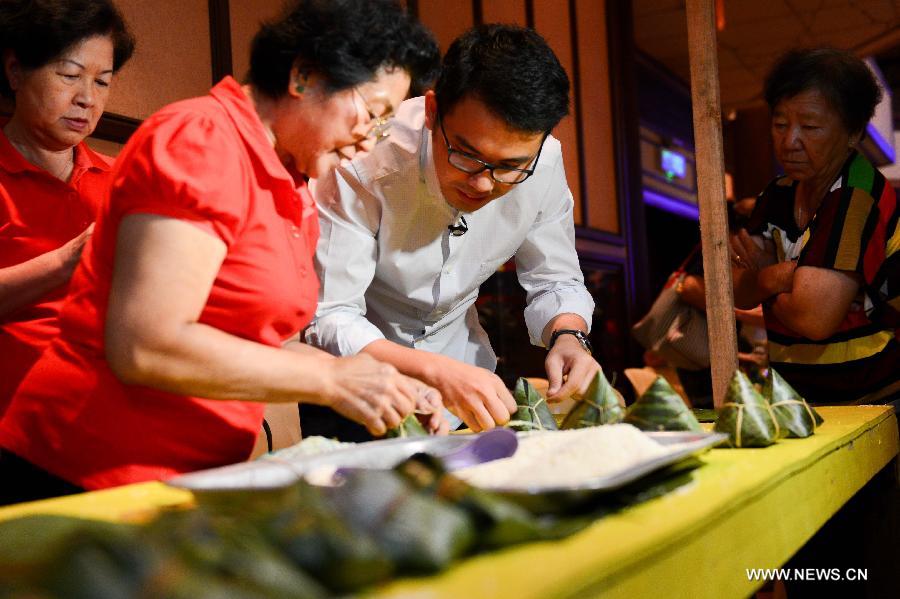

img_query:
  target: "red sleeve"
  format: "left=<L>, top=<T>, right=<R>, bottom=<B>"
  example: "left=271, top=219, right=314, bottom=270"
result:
left=108, top=110, right=249, bottom=246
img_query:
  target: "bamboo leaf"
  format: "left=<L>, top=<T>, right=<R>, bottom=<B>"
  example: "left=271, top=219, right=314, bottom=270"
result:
left=624, top=377, right=702, bottom=432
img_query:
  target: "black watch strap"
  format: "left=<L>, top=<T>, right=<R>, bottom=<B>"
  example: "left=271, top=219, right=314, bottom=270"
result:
left=548, top=329, right=592, bottom=354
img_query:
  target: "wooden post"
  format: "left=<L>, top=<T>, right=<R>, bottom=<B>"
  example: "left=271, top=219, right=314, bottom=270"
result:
left=685, top=0, right=737, bottom=407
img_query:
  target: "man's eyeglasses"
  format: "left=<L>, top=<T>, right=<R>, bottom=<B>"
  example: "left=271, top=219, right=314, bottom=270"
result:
left=354, top=88, right=392, bottom=142
left=438, top=115, right=546, bottom=184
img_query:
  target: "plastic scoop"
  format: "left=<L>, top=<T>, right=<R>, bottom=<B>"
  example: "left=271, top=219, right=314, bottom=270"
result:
left=438, top=428, right=518, bottom=471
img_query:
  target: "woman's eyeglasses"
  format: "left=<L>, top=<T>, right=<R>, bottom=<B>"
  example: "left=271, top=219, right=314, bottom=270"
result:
left=355, top=88, right=393, bottom=142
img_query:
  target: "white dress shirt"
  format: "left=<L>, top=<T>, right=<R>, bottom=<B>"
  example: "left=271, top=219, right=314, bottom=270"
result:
left=305, top=97, right=594, bottom=372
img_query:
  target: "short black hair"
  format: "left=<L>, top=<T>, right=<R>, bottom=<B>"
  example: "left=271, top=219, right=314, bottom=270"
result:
left=0, top=0, right=135, bottom=99
left=764, top=47, right=882, bottom=136
left=435, top=24, right=570, bottom=134
left=248, top=0, right=440, bottom=99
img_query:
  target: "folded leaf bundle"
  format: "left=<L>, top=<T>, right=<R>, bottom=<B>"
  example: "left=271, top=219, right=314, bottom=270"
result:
left=326, top=468, right=476, bottom=573
left=624, top=376, right=701, bottom=432
left=561, top=370, right=624, bottom=429
left=385, top=414, right=428, bottom=438
left=714, top=370, right=780, bottom=448
left=257, top=482, right=394, bottom=593
left=145, top=508, right=327, bottom=599
left=764, top=368, right=823, bottom=438
left=34, top=521, right=247, bottom=599
left=395, top=454, right=587, bottom=548
left=508, top=378, right=558, bottom=432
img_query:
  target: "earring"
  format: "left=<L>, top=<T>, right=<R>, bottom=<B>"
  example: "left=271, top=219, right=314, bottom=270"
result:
left=295, top=83, right=305, bottom=94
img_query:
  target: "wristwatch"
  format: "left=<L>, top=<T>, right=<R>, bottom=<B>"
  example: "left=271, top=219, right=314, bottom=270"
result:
left=548, top=329, right=593, bottom=354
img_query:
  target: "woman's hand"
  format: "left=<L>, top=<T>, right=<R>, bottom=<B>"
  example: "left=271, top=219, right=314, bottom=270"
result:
left=757, top=260, right=797, bottom=297
left=319, top=354, right=421, bottom=436
left=730, top=229, right=775, bottom=271
left=54, top=223, right=94, bottom=279
left=357, top=339, right=515, bottom=433
left=0, top=223, right=95, bottom=317
left=414, top=384, right=449, bottom=435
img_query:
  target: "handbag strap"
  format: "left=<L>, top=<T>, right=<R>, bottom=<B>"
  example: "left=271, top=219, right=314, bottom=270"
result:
left=675, top=243, right=702, bottom=275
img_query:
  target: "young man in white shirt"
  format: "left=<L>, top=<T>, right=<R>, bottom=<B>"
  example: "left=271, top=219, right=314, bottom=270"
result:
left=304, top=25, right=601, bottom=437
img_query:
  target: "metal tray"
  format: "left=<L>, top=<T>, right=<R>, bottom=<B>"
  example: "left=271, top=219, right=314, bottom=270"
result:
left=168, top=430, right=727, bottom=496
left=168, top=434, right=476, bottom=491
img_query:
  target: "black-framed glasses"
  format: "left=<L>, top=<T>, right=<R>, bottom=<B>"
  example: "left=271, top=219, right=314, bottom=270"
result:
left=438, top=115, right=546, bottom=184
left=354, top=88, right=392, bottom=142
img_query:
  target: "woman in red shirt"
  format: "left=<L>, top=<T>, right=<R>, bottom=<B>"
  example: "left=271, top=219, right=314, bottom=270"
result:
left=0, top=0, right=442, bottom=504
left=0, top=0, right=134, bottom=413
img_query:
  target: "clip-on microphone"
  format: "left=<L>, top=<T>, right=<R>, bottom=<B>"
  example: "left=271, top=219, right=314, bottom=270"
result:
left=448, top=215, right=468, bottom=236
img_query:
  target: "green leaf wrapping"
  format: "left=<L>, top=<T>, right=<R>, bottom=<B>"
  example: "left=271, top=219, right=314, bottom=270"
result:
left=714, top=370, right=780, bottom=448
left=394, top=454, right=590, bottom=548
left=385, top=414, right=428, bottom=438
left=561, top=370, right=625, bottom=429
left=257, top=483, right=395, bottom=592
left=507, top=378, right=558, bottom=432
left=326, top=469, right=476, bottom=573
left=145, top=509, right=328, bottom=599
left=624, top=376, right=702, bottom=432
left=764, top=368, right=823, bottom=438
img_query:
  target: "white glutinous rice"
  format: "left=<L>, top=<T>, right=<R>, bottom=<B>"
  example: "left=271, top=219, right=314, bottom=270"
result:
left=453, top=424, right=671, bottom=490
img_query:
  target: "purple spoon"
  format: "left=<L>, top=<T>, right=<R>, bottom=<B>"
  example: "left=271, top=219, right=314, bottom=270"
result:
left=438, top=428, right=518, bottom=471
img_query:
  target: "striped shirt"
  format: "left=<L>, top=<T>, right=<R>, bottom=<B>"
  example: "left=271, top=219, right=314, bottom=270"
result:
left=747, top=152, right=900, bottom=404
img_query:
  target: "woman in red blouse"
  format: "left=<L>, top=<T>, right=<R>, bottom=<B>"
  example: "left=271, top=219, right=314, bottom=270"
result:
left=0, top=0, right=442, bottom=504
left=0, top=0, right=134, bottom=413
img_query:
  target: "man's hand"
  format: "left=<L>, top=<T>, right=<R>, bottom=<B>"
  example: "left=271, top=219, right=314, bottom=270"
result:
left=545, top=334, right=601, bottom=400
left=425, top=355, right=516, bottom=432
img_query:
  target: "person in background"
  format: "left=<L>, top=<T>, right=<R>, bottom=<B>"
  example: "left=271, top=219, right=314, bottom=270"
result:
left=0, top=0, right=442, bottom=505
left=731, top=47, right=900, bottom=407
left=304, top=25, right=601, bottom=439
left=0, top=0, right=134, bottom=414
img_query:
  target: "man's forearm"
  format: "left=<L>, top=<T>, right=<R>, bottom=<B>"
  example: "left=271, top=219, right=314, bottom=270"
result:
left=361, top=338, right=442, bottom=383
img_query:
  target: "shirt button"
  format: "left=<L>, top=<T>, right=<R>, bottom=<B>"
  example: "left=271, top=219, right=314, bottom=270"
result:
left=291, top=225, right=301, bottom=238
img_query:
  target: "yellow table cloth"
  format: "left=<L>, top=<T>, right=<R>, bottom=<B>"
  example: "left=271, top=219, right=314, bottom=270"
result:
left=0, top=406, right=896, bottom=599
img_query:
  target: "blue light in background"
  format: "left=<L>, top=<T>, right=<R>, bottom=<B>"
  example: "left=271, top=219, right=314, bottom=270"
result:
left=661, top=148, right=687, bottom=181
left=643, top=188, right=699, bottom=220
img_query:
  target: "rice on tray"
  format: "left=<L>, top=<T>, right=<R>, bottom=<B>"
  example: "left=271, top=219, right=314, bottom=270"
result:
left=454, top=424, right=673, bottom=490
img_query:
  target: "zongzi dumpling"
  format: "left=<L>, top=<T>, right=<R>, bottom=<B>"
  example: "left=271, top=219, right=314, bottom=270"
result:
left=385, top=414, right=428, bottom=438
left=764, top=368, right=822, bottom=438
left=507, top=378, right=558, bottom=432
left=714, top=370, right=779, bottom=447
left=624, top=376, right=701, bottom=432
left=561, top=370, right=624, bottom=429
